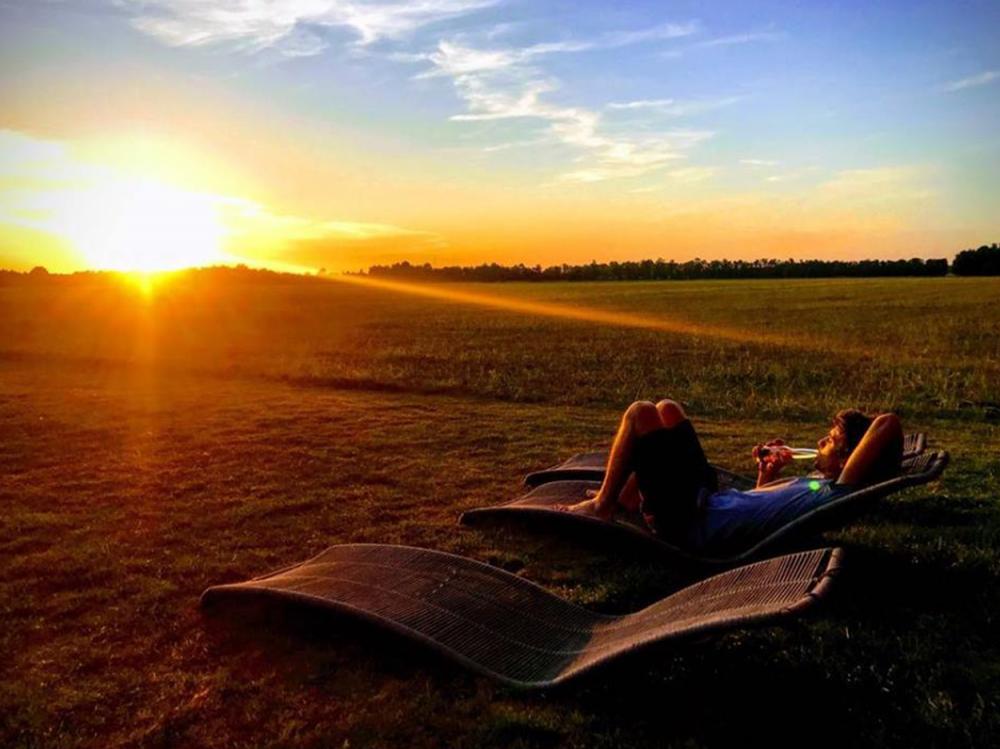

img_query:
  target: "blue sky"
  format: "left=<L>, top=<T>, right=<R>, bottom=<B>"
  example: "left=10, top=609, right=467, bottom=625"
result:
left=0, top=0, right=997, bottom=271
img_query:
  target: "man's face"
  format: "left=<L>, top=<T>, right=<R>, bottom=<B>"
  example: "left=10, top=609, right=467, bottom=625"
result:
left=814, top=424, right=846, bottom=478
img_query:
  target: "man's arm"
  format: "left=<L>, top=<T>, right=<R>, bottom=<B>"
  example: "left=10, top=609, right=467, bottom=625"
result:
left=753, top=440, right=793, bottom=488
left=836, top=413, right=904, bottom=486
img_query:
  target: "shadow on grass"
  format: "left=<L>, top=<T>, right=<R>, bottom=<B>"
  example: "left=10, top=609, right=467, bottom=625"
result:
left=200, top=596, right=480, bottom=691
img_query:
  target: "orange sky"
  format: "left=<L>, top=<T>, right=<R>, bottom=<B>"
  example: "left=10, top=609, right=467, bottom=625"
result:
left=1, top=2, right=996, bottom=273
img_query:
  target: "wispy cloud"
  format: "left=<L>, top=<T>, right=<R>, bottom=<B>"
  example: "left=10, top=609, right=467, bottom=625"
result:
left=940, top=70, right=999, bottom=92
left=448, top=69, right=713, bottom=182
left=602, top=21, right=700, bottom=47
left=694, top=31, right=783, bottom=48
left=411, top=20, right=698, bottom=79
left=481, top=136, right=552, bottom=153
left=607, top=98, right=674, bottom=111
left=740, top=158, right=779, bottom=167
left=661, top=28, right=783, bottom=58
left=118, top=2, right=723, bottom=184
left=607, top=96, right=743, bottom=117
left=416, top=25, right=720, bottom=182
left=118, top=0, right=501, bottom=54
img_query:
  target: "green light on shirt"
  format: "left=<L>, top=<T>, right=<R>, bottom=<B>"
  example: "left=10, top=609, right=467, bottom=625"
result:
left=808, top=480, right=822, bottom=491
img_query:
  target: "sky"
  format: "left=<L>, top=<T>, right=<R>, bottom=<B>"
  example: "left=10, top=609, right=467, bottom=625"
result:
left=0, top=0, right=998, bottom=273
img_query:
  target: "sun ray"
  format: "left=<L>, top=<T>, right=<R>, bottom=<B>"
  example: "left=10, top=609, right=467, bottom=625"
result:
left=330, top=273, right=873, bottom=356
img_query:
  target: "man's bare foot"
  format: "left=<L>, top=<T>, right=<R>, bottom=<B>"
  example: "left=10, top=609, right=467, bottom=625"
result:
left=555, top=497, right=614, bottom=521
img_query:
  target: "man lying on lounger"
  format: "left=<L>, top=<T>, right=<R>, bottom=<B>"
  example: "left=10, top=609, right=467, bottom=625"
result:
left=560, top=400, right=903, bottom=551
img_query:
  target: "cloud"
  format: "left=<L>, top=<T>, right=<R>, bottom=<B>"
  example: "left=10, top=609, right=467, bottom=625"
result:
left=560, top=165, right=651, bottom=183
left=407, top=22, right=729, bottom=183
left=417, top=26, right=719, bottom=182
left=607, top=98, right=674, bottom=110
left=740, top=158, right=779, bottom=167
left=607, top=96, right=743, bottom=117
left=941, top=70, right=999, bottom=92
left=481, top=136, right=552, bottom=152
left=448, top=70, right=712, bottom=181
left=602, top=21, right=699, bottom=47
left=412, top=20, right=698, bottom=79
left=212, top=192, right=445, bottom=268
left=694, top=31, right=783, bottom=48
left=661, top=29, right=783, bottom=58
left=118, top=0, right=501, bottom=54
left=414, top=40, right=532, bottom=78
left=119, top=2, right=716, bottom=184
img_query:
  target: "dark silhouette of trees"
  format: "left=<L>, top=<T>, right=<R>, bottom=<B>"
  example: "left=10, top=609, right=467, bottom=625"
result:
left=360, top=256, right=951, bottom=282
left=953, top=244, right=1000, bottom=276
left=3, top=246, right=992, bottom=285
left=0, top=264, right=323, bottom=287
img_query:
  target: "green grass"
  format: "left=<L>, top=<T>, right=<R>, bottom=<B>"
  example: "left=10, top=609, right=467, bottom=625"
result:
left=0, top=274, right=998, bottom=747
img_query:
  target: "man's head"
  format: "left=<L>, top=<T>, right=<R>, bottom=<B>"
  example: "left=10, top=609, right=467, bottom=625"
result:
left=814, top=409, right=875, bottom=479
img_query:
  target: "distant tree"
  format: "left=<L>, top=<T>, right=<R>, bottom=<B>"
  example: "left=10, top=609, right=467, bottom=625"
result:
left=29, top=266, right=49, bottom=276
left=953, top=243, right=1000, bottom=276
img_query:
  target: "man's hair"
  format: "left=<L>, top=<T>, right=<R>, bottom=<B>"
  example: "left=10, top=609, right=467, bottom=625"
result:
left=833, top=409, right=874, bottom=456
left=833, top=408, right=902, bottom=481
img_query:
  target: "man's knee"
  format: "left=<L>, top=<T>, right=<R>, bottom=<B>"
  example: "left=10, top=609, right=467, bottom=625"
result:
left=625, top=400, right=663, bottom=436
left=655, top=399, right=688, bottom=428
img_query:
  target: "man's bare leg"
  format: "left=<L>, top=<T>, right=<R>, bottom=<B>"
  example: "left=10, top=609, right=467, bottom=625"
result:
left=616, top=473, right=641, bottom=513
left=562, top=400, right=666, bottom=520
left=654, top=398, right=688, bottom=429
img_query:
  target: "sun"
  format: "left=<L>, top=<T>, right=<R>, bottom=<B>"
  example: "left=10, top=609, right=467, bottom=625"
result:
left=63, top=179, right=225, bottom=272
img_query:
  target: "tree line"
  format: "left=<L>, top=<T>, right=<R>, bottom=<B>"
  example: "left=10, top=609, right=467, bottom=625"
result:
left=362, top=256, right=953, bottom=282
left=6, top=244, right=997, bottom=283
left=361, top=245, right=999, bottom=282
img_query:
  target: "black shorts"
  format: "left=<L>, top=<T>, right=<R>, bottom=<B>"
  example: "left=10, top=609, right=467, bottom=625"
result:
left=632, top=420, right=718, bottom=543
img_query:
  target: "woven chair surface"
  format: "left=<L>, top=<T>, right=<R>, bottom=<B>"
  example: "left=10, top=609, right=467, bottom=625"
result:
left=202, top=543, right=841, bottom=687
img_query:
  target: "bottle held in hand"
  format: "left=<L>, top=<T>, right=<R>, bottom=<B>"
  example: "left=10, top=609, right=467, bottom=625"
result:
left=753, top=440, right=817, bottom=472
left=757, top=446, right=818, bottom=461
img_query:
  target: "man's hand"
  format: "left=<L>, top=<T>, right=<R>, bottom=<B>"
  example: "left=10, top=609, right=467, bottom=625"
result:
left=753, top=439, right=793, bottom=486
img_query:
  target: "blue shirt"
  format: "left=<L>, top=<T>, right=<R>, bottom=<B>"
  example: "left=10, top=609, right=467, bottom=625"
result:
left=690, top=476, right=849, bottom=551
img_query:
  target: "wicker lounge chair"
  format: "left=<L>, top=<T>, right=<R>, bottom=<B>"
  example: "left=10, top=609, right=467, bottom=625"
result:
left=461, top=450, right=948, bottom=565
left=523, top=432, right=927, bottom=488
left=201, top=543, right=842, bottom=688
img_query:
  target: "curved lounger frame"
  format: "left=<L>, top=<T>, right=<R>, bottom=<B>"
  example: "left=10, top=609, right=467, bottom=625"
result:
left=523, top=432, right=927, bottom=488
left=201, top=543, right=842, bottom=688
left=461, top=450, right=948, bottom=566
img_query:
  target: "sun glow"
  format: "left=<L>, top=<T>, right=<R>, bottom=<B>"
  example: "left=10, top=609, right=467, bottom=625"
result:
left=0, top=130, right=239, bottom=272
left=63, top=180, right=226, bottom=272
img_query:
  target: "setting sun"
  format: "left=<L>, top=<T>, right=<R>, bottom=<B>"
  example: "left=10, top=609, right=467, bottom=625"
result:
left=61, top=180, right=225, bottom=272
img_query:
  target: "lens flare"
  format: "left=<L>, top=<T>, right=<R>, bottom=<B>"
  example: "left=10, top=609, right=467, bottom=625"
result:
left=331, top=273, right=872, bottom=355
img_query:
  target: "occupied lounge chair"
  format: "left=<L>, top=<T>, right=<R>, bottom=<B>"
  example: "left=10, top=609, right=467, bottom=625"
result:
left=460, top=450, right=949, bottom=566
left=523, top=432, right=928, bottom=488
left=201, top=543, right=842, bottom=688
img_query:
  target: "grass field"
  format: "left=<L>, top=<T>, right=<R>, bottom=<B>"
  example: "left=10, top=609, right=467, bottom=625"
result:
left=1, top=273, right=998, bottom=747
